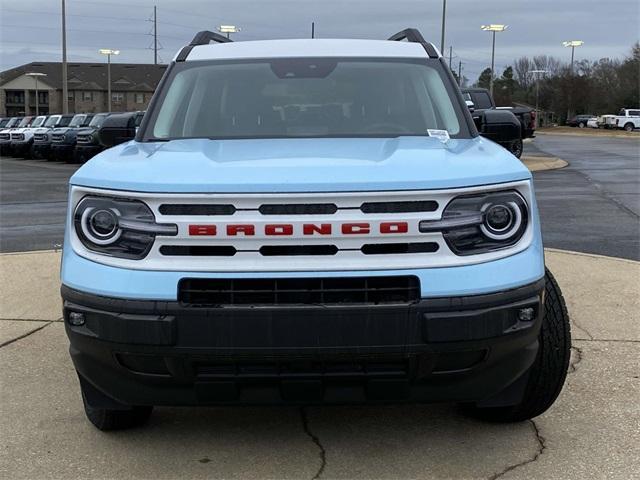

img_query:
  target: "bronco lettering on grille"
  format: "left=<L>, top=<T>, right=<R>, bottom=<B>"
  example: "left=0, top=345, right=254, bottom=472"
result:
left=188, top=222, right=409, bottom=236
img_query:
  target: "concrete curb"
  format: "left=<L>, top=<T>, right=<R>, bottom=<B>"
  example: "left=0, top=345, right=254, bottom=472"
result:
left=521, top=155, right=568, bottom=172
left=537, top=129, right=639, bottom=139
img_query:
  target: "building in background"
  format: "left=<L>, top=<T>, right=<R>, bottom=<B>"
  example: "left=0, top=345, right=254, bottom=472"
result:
left=0, top=62, right=167, bottom=116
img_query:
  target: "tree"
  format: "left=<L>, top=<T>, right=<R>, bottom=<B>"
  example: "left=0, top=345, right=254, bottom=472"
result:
left=494, top=66, right=517, bottom=105
left=476, top=68, right=492, bottom=89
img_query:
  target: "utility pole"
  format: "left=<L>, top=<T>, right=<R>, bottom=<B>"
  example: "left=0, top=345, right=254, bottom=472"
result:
left=440, top=0, right=447, bottom=53
left=61, top=0, right=68, bottom=114
left=449, top=46, right=453, bottom=69
left=311, top=22, right=315, bottom=39
left=153, top=6, right=157, bottom=65
left=528, top=69, right=547, bottom=128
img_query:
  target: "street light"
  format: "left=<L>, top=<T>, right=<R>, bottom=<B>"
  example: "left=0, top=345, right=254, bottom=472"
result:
left=562, top=40, right=584, bottom=74
left=99, top=49, right=120, bottom=112
left=218, top=25, right=240, bottom=39
left=25, top=72, right=47, bottom=116
left=481, top=24, right=508, bottom=96
left=528, top=69, right=547, bottom=128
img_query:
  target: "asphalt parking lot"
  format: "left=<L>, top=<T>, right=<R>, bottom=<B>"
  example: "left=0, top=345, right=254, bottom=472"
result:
left=1, top=133, right=639, bottom=479
left=1, top=134, right=639, bottom=258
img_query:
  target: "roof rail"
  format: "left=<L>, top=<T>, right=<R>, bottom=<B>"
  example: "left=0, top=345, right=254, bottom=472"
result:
left=388, top=28, right=439, bottom=58
left=176, top=30, right=232, bottom=62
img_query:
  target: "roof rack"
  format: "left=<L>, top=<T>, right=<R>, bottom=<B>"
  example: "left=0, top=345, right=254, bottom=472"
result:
left=388, top=28, right=439, bottom=58
left=176, top=30, right=232, bottom=62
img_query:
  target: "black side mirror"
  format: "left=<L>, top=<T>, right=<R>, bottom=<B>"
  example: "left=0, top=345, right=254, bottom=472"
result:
left=98, top=113, right=137, bottom=148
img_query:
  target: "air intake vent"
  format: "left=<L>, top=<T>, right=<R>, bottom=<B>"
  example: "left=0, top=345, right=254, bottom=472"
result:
left=360, top=200, right=438, bottom=213
left=178, top=276, right=420, bottom=306
left=159, top=204, right=236, bottom=215
left=361, top=242, right=439, bottom=255
left=259, top=204, right=338, bottom=215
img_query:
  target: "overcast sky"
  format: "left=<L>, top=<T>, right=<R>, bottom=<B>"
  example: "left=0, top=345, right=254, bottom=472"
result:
left=1, top=0, right=638, bottom=81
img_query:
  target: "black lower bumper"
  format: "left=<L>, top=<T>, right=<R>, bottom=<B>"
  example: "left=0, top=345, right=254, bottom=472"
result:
left=10, top=141, right=33, bottom=157
left=62, top=279, right=545, bottom=407
left=74, top=145, right=102, bottom=162
left=51, top=143, right=74, bottom=160
left=32, top=143, right=51, bottom=159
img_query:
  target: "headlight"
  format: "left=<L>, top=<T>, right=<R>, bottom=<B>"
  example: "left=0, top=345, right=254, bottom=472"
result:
left=74, top=196, right=177, bottom=259
left=419, top=190, right=528, bottom=255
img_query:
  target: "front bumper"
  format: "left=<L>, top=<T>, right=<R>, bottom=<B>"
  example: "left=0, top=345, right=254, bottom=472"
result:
left=32, top=143, right=51, bottom=158
left=10, top=140, right=33, bottom=156
left=51, top=143, right=75, bottom=159
left=63, top=278, right=544, bottom=407
left=75, top=144, right=103, bottom=161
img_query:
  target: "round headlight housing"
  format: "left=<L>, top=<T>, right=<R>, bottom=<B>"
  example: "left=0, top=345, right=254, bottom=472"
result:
left=437, top=190, right=529, bottom=255
left=74, top=196, right=177, bottom=259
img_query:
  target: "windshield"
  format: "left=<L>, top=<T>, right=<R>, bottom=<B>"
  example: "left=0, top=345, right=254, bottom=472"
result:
left=69, top=114, right=87, bottom=127
left=89, top=114, right=108, bottom=127
left=32, top=116, right=47, bottom=127
left=146, top=58, right=468, bottom=140
left=0, top=119, right=9, bottom=128
left=44, top=115, right=61, bottom=127
left=18, top=117, right=32, bottom=127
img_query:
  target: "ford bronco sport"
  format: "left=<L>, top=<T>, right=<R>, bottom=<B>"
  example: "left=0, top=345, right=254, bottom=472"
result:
left=62, top=29, right=571, bottom=431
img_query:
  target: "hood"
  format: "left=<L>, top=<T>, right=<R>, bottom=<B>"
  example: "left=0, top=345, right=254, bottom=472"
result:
left=33, top=127, right=52, bottom=134
left=52, top=127, right=72, bottom=134
left=77, top=127, right=97, bottom=134
left=71, top=136, right=531, bottom=193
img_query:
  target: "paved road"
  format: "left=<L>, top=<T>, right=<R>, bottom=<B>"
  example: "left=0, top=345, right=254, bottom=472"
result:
left=1, top=134, right=639, bottom=259
left=532, top=134, right=640, bottom=260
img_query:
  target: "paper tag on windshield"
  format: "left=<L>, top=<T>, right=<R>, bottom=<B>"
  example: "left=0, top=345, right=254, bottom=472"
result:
left=427, top=129, right=450, bottom=142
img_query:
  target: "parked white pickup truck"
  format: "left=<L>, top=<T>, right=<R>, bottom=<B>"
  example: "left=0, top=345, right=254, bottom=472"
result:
left=614, top=108, right=640, bottom=131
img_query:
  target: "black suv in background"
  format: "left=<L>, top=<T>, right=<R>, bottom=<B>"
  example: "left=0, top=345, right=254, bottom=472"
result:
left=462, top=88, right=536, bottom=158
left=567, top=114, right=593, bottom=128
left=51, top=113, right=95, bottom=162
left=32, top=114, right=74, bottom=159
left=74, top=113, right=111, bottom=163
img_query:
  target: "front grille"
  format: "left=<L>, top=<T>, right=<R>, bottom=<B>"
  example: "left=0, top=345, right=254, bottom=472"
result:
left=10, top=133, right=24, bottom=141
left=34, top=133, right=47, bottom=142
left=178, top=275, right=420, bottom=306
left=0, top=133, right=9, bottom=141
left=77, top=134, right=92, bottom=144
left=51, top=133, right=64, bottom=143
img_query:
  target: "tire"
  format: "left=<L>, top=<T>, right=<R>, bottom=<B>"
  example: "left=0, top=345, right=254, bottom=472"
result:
left=81, top=387, right=153, bottom=431
left=578, top=122, right=585, bottom=128
left=509, top=139, right=523, bottom=159
left=465, top=268, right=571, bottom=422
left=624, top=123, right=634, bottom=132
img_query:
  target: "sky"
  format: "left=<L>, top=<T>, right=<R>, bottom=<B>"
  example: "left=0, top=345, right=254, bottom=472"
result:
left=1, top=0, right=638, bottom=82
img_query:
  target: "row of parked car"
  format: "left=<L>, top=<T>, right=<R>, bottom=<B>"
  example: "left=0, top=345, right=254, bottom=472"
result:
left=568, top=108, right=640, bottom=131
left=0, top=111, right=145, bottom=163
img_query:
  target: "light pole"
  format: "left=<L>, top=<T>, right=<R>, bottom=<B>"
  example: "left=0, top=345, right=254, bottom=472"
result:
left=481, top=24, right=507, bottom=96
left=440, top=0, right=447, bottom=54
left=562, top=40, right=583, bottom=121
left=563, top=40, right=584, bottom=75
left=528, top=69, right=547, bottom=128
left=61, top=0, right=68, bottom=113
left=25, top=72, right=47, bottom=116
left=99, top=49, right=120, bottom=112
left=218, top=25, right=240, bottom=39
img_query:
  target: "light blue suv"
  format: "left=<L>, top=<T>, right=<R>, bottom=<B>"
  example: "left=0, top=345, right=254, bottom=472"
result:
left=61, top=29, right=570, bottom=430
